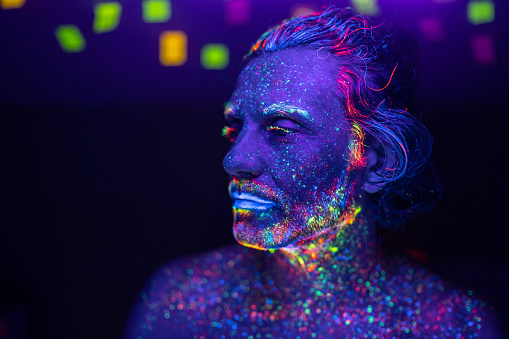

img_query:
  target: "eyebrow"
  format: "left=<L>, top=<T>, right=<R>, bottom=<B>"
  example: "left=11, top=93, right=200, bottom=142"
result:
left=262, top=103, right=314, bottom=122
left=223, top=102, right=314, bottom=123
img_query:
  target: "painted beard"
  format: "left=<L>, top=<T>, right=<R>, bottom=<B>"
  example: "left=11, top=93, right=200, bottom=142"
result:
left=228, top=169, right=360, bottom=250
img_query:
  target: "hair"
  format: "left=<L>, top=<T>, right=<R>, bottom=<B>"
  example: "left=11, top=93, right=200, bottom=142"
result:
left=243, top=7, right=442, bottom=228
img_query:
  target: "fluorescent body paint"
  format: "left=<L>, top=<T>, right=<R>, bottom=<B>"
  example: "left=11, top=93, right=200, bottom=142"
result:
left=126, top=10, right=500, bottom=338
left=231, top=191, right=276, bottom=211
left=262, top=103, right=312, bottom=121
left=223, top=50, right=362, bottom=250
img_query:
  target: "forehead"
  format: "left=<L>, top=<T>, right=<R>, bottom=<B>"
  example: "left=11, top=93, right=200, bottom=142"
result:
left=227, top=49, right=344, bottom=122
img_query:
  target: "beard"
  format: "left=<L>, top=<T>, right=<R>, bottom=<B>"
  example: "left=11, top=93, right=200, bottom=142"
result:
left=230, top=169, right=360, bottom=250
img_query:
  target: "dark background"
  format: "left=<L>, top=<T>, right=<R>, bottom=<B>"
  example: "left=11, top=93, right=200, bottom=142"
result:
left=1, top=0, right=508, bottom=338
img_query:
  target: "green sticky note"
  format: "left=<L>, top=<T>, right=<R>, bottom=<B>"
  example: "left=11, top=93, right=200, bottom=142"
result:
left=468, top=1, right=494, bottom=25
left=201, top=44, right=229, bottom=70
left=143, top=0, right=171, bottom=23
left=94, top=2, right=122, bottom=33
left=55, top=25, right=86, bottom=52
left=351, top=0, right=380, bottom=16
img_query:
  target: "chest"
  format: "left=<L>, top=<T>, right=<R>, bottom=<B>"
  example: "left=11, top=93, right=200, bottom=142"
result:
left=180, top=281, right=419, bottom=338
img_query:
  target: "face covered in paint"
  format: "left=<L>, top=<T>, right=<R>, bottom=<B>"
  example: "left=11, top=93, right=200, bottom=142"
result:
left=223, top=48, right=366, bottom=250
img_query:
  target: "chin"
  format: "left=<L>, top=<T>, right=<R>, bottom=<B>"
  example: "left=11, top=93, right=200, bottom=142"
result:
left=232, top=220, right=294, bottom=250
left=232, top=216, right=329, bottom=251
left=232, top=207, right=289, bottom=250
left=231, top=176, right=361, bottom=251
left=233, top=201, right=360, bottom=251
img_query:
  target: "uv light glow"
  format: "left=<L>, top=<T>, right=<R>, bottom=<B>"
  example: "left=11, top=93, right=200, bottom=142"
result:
left=201, top=44, right=229, bottom=70
left=1, top=0, right=25, bottom=9
left=160, top=31, right=187, bottom=66
left=468, top=0, right=494, bottom=25
left=55, top=25, right=86, bottom=53
left=93, top=2, right=122, bottom=33
left=142, top=0, right=171, bottom=23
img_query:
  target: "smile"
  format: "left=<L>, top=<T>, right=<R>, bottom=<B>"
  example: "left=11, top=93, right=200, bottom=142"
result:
left=231, top=192, right=276, bottom=210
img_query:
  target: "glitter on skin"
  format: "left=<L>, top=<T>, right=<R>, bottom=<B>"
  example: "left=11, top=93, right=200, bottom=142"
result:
left=125, top=19, right=500, bottom=339
left=262, top=103, right=313, bottom=121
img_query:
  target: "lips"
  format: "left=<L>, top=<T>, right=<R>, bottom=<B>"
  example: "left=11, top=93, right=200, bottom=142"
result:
left=231, top=191, right=276, bottom=210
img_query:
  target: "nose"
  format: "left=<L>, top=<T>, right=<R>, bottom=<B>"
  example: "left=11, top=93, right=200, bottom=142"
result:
left=223, top=131, right=265, bottom=180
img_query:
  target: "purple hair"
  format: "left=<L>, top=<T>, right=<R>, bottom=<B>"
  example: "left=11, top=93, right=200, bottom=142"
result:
left=243, top=7, right=441, bottom=227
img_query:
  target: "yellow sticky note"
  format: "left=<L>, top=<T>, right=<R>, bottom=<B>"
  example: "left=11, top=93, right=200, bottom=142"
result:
left=1, top=0, right=25, bottom=9
left=159, top=31, right=187, bottom=66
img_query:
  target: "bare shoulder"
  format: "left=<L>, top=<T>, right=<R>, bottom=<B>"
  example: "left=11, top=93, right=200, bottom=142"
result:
left=380, top=254, right=502, bottom=338
left=124, top=244, right=256, bottom=338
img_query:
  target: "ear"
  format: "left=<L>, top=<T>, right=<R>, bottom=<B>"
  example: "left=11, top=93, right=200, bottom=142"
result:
left=363, top=141, right=387, bottom=194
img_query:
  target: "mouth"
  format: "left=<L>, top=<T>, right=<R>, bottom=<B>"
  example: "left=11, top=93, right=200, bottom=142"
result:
left=231, top=192, right=276, bottom=211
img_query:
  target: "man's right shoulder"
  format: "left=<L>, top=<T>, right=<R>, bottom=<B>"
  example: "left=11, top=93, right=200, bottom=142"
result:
left=124, top=244, right=255, bottom=338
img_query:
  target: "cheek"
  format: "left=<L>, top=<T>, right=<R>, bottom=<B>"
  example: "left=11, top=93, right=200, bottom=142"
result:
left=270, top=142, right=347, bottom=198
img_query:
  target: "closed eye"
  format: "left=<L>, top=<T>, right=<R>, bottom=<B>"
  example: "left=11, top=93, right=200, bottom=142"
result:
left=267, top=125, right=292, bottom=137
left=266, top=117, right=300, bottom=138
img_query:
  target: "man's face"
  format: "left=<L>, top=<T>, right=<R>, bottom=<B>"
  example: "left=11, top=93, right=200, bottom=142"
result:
left=223, top=49, right=364, bottom=250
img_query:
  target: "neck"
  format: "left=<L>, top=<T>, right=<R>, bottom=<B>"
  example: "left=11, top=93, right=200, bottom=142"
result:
left=277, top=204, right=380, bottom=285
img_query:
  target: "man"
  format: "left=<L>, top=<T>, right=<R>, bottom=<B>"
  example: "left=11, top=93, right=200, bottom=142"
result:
left=126, top=8, right=500, bottom=338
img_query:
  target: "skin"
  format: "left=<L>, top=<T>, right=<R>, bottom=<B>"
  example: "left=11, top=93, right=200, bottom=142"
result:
left=125, top=50, right=500, bottom=338
left=222, top=48, right=370, bottom=251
